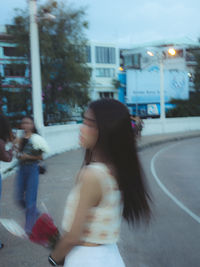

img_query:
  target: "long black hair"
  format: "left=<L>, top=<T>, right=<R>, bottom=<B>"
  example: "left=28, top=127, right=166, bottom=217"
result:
left=84, top=98, right=151, bottom=224
left=0, top=114, right=12, bottom=142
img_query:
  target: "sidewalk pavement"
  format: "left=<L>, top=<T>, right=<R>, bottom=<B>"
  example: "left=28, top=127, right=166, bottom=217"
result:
left=0, top=130, right=200, bottom=266
left=2, top=129, right=200, bottom=179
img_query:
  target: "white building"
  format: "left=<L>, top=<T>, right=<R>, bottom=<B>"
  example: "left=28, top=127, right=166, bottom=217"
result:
left=86, top=41, right=120, bottom=100
left=120, top=38, right=200, bottom=117
left=122, top=37, right=200, bottom=89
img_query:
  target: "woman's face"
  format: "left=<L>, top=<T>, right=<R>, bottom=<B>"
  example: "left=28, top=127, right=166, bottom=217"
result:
left=21, top=118, right=34, bottom=133
left=79, top=109, right=98, bottom=149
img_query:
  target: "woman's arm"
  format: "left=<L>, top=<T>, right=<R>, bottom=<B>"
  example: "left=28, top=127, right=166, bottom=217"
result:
left=50, top=167, right=102, bottom=264
left=19, top=153, right=43, bottom=161
left=0, top=139, right=13, bottom=162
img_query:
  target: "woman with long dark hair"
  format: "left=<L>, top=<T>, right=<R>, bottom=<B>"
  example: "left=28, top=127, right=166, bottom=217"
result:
left=0, top=114, right=13, bottom=249
left=15, top=116, right=49, bottom=235
left=49, top=99, right=151, bottom=266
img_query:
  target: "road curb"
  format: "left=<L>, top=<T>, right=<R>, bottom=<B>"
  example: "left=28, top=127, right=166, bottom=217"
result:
left=137, top=133, right=200, bottom=151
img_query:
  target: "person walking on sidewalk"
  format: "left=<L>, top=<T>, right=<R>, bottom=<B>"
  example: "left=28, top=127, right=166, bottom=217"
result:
left=15, top=116, right=49, bottom=235
left=48, top=99, right=151, bottom=267
left=0, top=115, right=14, bottom=249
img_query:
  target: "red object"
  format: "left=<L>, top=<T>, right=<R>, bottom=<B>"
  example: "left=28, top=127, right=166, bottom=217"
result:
left=29, top=213, right=59, bottom=248
left=131, top=121, right=136, bottom=128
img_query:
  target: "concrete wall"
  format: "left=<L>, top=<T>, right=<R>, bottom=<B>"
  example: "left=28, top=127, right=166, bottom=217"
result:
left=1, top=124, right=80, bottom=178
left=42, top=124, right=80, bottom=156
left=2, top=117, right=200, bottom=178
left=142, top=117, right=200, bottom=135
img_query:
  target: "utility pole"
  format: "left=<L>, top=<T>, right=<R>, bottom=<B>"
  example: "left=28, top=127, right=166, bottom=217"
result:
left=159, top=56, right=166, bottom=132
left=29, top=0, right=44, bottom=131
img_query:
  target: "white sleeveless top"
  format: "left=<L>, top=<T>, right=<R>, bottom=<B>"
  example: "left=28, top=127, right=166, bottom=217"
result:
left=62, top=162, right=123, bottom=244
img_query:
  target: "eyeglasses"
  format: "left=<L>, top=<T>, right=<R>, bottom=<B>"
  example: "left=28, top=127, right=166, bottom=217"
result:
left=83, top=116, right=97, bottom=128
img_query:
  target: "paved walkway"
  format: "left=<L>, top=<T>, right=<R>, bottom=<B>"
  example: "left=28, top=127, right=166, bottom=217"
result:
left=0, top=130, right=200, bottom=266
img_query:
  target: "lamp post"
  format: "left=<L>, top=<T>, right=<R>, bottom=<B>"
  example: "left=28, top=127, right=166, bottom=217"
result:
left=147, top=48, right=176, bottom=132
left=159, top=56, right=165, bottom=131
left=29, top=0, right=44, bottom=132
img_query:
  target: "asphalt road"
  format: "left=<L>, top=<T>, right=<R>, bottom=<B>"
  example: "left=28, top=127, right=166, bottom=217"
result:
left=1, top=137, right=200, bottom=266
left=120, top=137, right=200, bottom=267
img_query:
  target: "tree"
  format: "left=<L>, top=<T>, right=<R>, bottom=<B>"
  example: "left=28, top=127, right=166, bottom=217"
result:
left=167, top=46, right=200, bottom=117
left=8, top=79, right=32, bottom=116
left=193, top=49, right=200, bottom=92
left=167, top=94, right=200, bottom=117
left=112, top=78, right=121, bottom=90
left=8, top=0, right=91, bottom=125
left=0, top=74, right=5, bottom=113
left=0, top=75, right=32, bottom=127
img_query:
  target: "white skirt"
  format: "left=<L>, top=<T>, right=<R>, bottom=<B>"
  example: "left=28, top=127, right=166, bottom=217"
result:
left=64, top=244, right=125, bottom=267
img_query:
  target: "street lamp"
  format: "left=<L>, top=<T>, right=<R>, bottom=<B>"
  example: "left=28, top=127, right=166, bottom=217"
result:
left=29, top=0, right=44, bottom=132
left=29, top=1, right=56, bottom=132
left=147, top=47, right=176, bottom=132
left=168, top=48, right=176, bottom=56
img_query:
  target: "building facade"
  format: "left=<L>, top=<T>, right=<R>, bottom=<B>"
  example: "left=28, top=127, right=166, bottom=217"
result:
left=119, top=38, right=200, bottom=117
left=86, top=41, right=119, bottom=100
left=0, top=25, right=30, bottom=122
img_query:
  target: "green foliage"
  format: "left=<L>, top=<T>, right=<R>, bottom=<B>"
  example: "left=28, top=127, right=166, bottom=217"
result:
left=167, top=92, right=200, bottom=117
left=8, top=0, right=91, bottom=124
left=0, top=64, right=31, bottom=127
left=167, top=46, right=200, bottom=117
left=193, top=50, right=200, bottom=92
left=112, top=78, right=121, bottom=89
left=8, top=80, right=31, bottom=114
left=0, top=73, right=5, bottom=112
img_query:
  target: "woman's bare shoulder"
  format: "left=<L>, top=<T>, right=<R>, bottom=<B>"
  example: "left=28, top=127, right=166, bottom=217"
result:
left=78, top=165, right=104, bottom=184
left=77, top=165, right=103, bottom=205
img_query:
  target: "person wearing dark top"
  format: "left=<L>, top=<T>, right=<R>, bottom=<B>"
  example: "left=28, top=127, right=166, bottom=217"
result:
left=0, top=114, right=13, bottom=250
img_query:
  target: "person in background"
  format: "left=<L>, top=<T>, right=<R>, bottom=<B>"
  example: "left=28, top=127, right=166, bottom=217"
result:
left=48, top=99, right=151, bottom=267
left=130, top=115, right=136, bottom=134
left=15, top=116, right=49, bottom=236
left=0, top=114, right=14, bottom=249
left=135, top=116, right=143, bottom=139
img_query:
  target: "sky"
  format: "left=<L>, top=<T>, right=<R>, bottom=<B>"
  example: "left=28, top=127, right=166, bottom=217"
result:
left=1, top=0, right=200, bottom=47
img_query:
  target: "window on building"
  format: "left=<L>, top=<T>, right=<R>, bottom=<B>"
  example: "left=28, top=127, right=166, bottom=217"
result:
left=3, top=47, right=17, bottom=57
left=124, top=54, right=141, bottom=69
left=124, top=55, right=131, bottom=66
left=99, top=92, right=114, bottom=98
left=95, top=47, right=116, bottom=64
left=3, top=47, right=24, bottom=57
left=4, top=64, right=26, bottom=77
left=73, top=45, right=91, bottom=63
left=85, top=45, right=91, bottom=63
left=95, top=68, right=115, bottom=77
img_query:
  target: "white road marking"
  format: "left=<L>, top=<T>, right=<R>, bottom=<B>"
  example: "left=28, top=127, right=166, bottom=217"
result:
left=150, top=143, right=200, bottom=224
